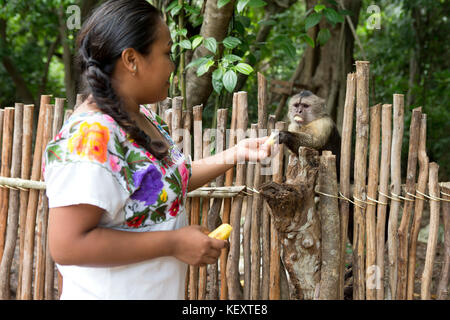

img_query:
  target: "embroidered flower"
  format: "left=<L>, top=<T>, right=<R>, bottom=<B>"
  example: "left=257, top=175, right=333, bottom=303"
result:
left=178, top=162, right=189, bottom=196
left=68, top=121, right=110, bottom=163
left=168, top=197, right=180, bottom=217
left=109, top=154, right=121, bottom=172
left=131, top=164, right=164, bottom=205
left=160, top=189, right=168, bottom=203
left=126, top=214, right=146, bottom=228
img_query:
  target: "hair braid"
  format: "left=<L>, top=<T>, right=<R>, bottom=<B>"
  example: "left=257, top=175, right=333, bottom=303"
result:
left=76, top=0, right=168, bottom=160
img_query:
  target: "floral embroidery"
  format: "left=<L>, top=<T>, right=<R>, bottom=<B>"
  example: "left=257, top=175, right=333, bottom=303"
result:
left=44, top=107, right=192, bottom=231
left=168, top=197, right=181, bottom=217
left=131, top=165, right=164, bottom=206
left=68, top=122, right=110, bottom=163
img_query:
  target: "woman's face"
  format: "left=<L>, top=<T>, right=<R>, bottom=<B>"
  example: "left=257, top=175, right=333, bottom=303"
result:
left=134, top=18, right=175, bottom=104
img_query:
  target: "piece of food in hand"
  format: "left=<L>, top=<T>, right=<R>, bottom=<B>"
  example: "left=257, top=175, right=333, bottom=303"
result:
left=208, top=223, right=232, bottom=240
left=263, top=132, right=278, bottom=147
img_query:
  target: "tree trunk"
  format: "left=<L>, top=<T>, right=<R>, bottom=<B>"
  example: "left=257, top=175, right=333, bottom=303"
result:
left=185, top=0, right=236, bottom=112
left=234, top=0, right=298, bottom=93
left=276, top=0, right=362, bottom=132
left=259, top=147, right=321, bottom=300
left=0, top=19, right=36, bottom=106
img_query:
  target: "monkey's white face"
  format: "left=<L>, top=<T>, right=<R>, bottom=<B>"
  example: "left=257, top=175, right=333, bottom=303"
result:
left=288, top=92, right=327, bottom=127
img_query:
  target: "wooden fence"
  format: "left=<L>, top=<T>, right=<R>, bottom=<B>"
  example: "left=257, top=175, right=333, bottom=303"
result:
left=0, top=61, right=448, bottom=300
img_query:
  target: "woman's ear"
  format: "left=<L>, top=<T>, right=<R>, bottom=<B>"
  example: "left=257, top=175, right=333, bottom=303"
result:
left=121, top=48, right=139, bottom=75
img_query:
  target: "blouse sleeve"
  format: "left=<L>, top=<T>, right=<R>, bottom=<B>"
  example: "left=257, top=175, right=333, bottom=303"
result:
left=43, top=114, right=130, bottom=217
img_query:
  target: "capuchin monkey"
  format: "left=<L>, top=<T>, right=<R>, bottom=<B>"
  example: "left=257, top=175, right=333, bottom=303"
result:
left=278, top=90, right=342, bottom=174
left=276, top=91, right=389, bottom=285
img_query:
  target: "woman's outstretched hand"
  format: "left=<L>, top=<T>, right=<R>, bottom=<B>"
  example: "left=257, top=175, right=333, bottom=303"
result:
left=235, top=136, right=278, bottom=163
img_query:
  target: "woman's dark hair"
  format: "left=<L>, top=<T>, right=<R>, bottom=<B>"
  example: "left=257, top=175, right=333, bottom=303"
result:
left=76, top=0, right=168, bottom=159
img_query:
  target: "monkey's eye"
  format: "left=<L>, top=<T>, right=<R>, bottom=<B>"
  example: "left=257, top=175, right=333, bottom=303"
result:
left=300, top=103, right=309, bottom=109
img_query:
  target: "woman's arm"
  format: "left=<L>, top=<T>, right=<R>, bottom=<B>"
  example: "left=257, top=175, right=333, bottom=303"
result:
left=187, top=136, right=272, bottom=192
left=49, top=204, right=226, bottom=267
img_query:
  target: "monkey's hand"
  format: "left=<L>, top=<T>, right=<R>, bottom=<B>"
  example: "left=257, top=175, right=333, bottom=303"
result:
left=278, top=130, right=316, bottom=156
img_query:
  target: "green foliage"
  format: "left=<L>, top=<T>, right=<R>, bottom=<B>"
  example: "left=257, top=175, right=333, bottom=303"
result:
left=356, top=0, right=449, bottom=180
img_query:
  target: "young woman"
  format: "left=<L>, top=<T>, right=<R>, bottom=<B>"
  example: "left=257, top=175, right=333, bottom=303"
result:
left=44, top=0, right=272, bottom=299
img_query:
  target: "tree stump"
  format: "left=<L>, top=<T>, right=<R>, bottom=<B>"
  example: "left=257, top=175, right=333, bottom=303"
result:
left=259, top=147, right=321, bottom=300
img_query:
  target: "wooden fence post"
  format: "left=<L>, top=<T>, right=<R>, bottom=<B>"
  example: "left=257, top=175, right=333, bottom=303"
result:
left=226, top=91, right=248, bottom=300
left=388, top=93, right=404, bottom=299
left=437, top=185, right=449, bottom=300
left=420, top=163, right=440, bottom=299
left=244, top=124, right=257, bottom=299
left=0, top=104, right=22, bottom=299
left=338, top=73, right=356, bottom=300
left=0, top=107, right=14, bottom=262
left=366, top=104, right=381, bottom=300
left=268, top=121, right=285, bottom=300
left=376, top=103, right=392, bottom=300
left=188, top=105, right=203, bottom=300
left=20, top=95, right=51, bottom=300
left=407, top=113, right=429, bottom=300
left=16, top=104, right=34, bottom=299
left=220, top=97, right=238, bottom=300
left=261, top=115, right=276, bottom=299
left=353, top=61, right=370, bottom=300
left=397, top=107, right=422, bottom=300
left=318, top=151, right=340, bottom=300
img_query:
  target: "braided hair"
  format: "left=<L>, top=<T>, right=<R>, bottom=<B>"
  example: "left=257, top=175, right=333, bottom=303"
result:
left=76, top=0, right=168, bottom=160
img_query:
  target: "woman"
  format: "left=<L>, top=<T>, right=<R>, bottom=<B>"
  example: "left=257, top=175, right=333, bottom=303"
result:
left=44, top=0, right=272, bottom=299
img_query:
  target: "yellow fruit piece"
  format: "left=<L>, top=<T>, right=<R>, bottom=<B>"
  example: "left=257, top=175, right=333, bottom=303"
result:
left=263, top=132, right=278, bottom=147
left=294, top=115, right=303, bottom=122
left=208, top=223, right=232, bottom=240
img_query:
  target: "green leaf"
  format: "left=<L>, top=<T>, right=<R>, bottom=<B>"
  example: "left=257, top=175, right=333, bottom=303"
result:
left=165, top=1, right=178, bottom=12
left=323, top=8, right=344, bottom=25
left=170, top=4, right=182, bottom=17
left=196, top=59, right=215, bottom=77
left=47, top=144, right=64, bottom=163
left=280, top=42, right=296, bottom=60
left=314, top=4, right=326, bottom=13
left=223, top=54, right=242, bottom=63
left=305, top=12, right=322, bottom=31
left=212, top=68, right=224, bottom=93
left=218, top=0, right=231, bottom=9
left=223, top=70, right=237, bottom=93
left=302, top=34, right=315, bottom=48
left=248, top=0, right=267, bottom=8
left=191, top=36, right=203, bottom=50
left=204, top=37, right=217, bottom=54
left=179, top=39, right=191, bottom=50
left=223, top=36, right=242, bottom=49
left=317, top=28, right=331, bottom=46
left=235, top=63, right=254, bottom=75
left=176, top=28, right=188, bottom=37
left=185, top=55, right=213, bottom=69
left=237, top=0, right=250, bottom=13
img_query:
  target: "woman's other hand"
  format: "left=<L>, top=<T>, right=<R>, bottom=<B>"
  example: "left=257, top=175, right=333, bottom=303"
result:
left=172, top=225, right=228, bottom=266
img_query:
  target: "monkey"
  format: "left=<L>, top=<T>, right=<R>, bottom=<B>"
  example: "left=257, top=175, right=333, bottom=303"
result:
left=277, top=90, right=342, bottom=173
left=274, top=90, right=391, bottom=299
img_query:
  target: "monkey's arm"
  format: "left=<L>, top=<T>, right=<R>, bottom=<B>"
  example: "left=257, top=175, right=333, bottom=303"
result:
left=278, top=131, right=321, bottom=156
left=279, top=117, right=334, bottom=156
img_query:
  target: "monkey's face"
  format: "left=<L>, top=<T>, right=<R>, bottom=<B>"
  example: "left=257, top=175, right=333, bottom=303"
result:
left=288, top=91, right=326, bottom=127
